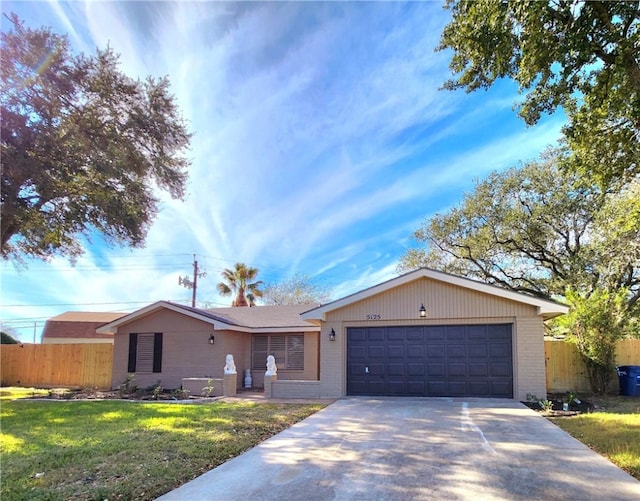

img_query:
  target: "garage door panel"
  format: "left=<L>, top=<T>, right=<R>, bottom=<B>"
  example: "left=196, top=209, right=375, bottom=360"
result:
left=388, top=345, right=405, bottom=358
left=447, top=381, right=467, bottom=395
left=348, top=328, right=367, bottom=341
left=408, top=344, right=425, bottom=357
left=369, top=328, right=386, bottom=341
left=368, top=363, right=385, bottom=375
left=348, top=363, right=366, bottom=376
left=406, top=327, right=424, bottom=340
left=427, top=363, right=445, bottom=376
left=427, top=345, right=444, bottom=357
left=407, top=381, right=425, bottom=394
left=347, top=325, right=513, bottom=398
left=491, top=381, right=513, bottom=397
left=490, top=362, right=512, bottom=377
left=468, top=344, right=488, bottom=358
left=408, top=363, right=425, bottom=376
left=489, top=343, right=511, bottom=357
left=468, top=363, right=488, bottom=377
left=347, top=381, right=368, bottom=395
left=468, top=381, right=490, bottom=396
left=428, top=381, right=446, bottom=395
left=388, top=363, right=405, bottom=376
left=467, top=325, right=488, bottom=340
left=388, top=381, right=405, bottom=395
left=387, top=327, right=405, bottom=340
left=348, top=346, right=366, bottom=358
left=368, top=346, right=385, bottom=358
left=447, top=363, right=467, bottom=377
left=447, top=345, right=466, bottom=358
left=446, top=326, right=465, bottom=340
left=425, top=326, right=445, bottom=340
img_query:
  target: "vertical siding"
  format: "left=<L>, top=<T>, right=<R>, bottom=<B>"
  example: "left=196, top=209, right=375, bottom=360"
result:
left=321, top=277, right=544, bottom=399
left=326, top=278, right=537, bottom=322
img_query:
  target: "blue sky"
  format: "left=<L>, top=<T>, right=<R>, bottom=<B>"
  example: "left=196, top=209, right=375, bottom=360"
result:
left=0, top=1, right=565, bottom=342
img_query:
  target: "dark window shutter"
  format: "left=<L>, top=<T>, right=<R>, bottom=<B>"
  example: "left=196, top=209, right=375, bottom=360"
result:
left=287, top=335, right=304, bottom=370
left=153, top=332, right=163, bottom=373
left=252, top=335, right=269, bottom=370
left=128, top=333, right=138, bottom=373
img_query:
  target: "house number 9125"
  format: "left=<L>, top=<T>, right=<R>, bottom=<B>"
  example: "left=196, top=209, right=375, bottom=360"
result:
left=366, top=314, right=381, bottom=320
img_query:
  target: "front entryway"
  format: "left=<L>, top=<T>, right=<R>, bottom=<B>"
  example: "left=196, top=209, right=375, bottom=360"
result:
left=346, top=324, right=513, bottom=397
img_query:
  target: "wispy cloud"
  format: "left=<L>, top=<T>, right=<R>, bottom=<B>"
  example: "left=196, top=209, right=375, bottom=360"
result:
left=0, top=1, right=566, bottom=341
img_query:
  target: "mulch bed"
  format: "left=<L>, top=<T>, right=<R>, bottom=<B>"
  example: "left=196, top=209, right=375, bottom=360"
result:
left=521, top=393, right=595, bottom=417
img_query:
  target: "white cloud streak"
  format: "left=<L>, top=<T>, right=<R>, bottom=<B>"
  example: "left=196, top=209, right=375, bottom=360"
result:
left=0, top=1, right=566, bottom=341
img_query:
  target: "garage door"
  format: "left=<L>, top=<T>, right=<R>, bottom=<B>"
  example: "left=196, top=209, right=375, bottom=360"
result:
left=347, top=324, right=513, bottom=397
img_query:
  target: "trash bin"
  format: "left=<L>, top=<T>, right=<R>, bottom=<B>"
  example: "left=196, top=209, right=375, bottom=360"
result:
left=616, top=366, right=640, bottom=397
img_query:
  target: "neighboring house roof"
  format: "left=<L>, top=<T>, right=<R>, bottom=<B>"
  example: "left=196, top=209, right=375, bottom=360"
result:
left=42, top=311, right=126, bottom=339
left=301, top=268, right=570, bottom=322
left=96, top=301, right=320, bottom=334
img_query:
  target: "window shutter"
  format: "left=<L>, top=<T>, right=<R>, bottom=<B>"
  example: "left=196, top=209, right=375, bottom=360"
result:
left=287, top=335, right=304, bottom=370
left=128, top=333, right=138, bottom=372
left=270, top=335, right=286, bottom=367
left=136, top=334, right=155, bottom=372
left=153, top=332, right=163, bottom=373
left=252, top=335, right=269, bottom=370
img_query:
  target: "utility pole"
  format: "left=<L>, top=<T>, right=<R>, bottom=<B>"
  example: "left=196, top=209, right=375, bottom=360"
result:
left=191, top=256, right=199, bottom=308
left=179, top=254, right=207, bottom=307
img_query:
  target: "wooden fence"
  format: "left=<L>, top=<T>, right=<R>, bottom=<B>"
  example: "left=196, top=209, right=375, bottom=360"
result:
left=1, top=340, right=639, bottom=393
left=545, top=339, right=640, bottom=393
left=1, top=343, right=113, bottom=390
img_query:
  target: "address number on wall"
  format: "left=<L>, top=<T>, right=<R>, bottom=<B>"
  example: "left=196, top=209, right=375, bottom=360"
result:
left=366, top=314, right=382, bottom=320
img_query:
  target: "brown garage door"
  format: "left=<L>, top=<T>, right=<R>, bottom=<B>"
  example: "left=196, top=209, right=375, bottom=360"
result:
left=347, top=324, right=513, bottom=397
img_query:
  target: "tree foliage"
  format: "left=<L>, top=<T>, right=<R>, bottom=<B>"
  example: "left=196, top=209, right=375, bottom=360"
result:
left=1, top=15, right=191, bottom=260
left=399, top=151, right=639, bottom=303
left=399, top=152, right=640, bottom=392
left=262, top=273, right=332, bottom=306
left=216, top=263, right=264, bottom=307
left=1, top=331, right=20, bottom=344
left=556, top=288, right=638, bottom=394
left=438, top=0, right=640, bottom=183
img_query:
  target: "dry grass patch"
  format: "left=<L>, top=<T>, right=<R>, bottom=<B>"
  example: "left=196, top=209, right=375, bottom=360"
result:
left=1, top=398, right=325, bottom=500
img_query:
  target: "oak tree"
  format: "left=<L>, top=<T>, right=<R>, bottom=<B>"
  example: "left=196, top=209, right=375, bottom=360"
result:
left=1, top=15, right=191, bottom=260
left=438, top=0, right=640, bottom=183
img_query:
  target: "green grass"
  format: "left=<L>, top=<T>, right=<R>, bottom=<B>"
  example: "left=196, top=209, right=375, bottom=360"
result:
left=550, top=395, right=640, bottom=480
left=0, top=387, right=50, bottom=400
left=1, top=397, right=325, bottom=500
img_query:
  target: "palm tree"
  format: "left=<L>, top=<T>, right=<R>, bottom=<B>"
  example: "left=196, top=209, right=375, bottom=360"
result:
left=216, top=263, right=264, bottom=307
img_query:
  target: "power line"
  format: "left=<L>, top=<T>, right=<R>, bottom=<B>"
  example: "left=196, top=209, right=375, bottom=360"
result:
left=1, top=299, right=188, bottom=308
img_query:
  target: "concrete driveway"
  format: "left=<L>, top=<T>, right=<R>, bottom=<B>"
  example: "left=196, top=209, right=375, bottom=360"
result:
left=157, top=397, right=640, bottom=501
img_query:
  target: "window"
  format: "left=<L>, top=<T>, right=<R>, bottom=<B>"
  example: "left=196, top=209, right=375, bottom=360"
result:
left=252, top=334, right=304, bottom=371
left=128, top=333, right=162, bottom=373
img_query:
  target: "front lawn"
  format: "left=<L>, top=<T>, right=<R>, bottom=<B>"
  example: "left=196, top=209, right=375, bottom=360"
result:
left=549, top=395, right=640, bottom=480
left=0, top=387, right=49, bottom=400
left=1, top=397, right=325, bottom=500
